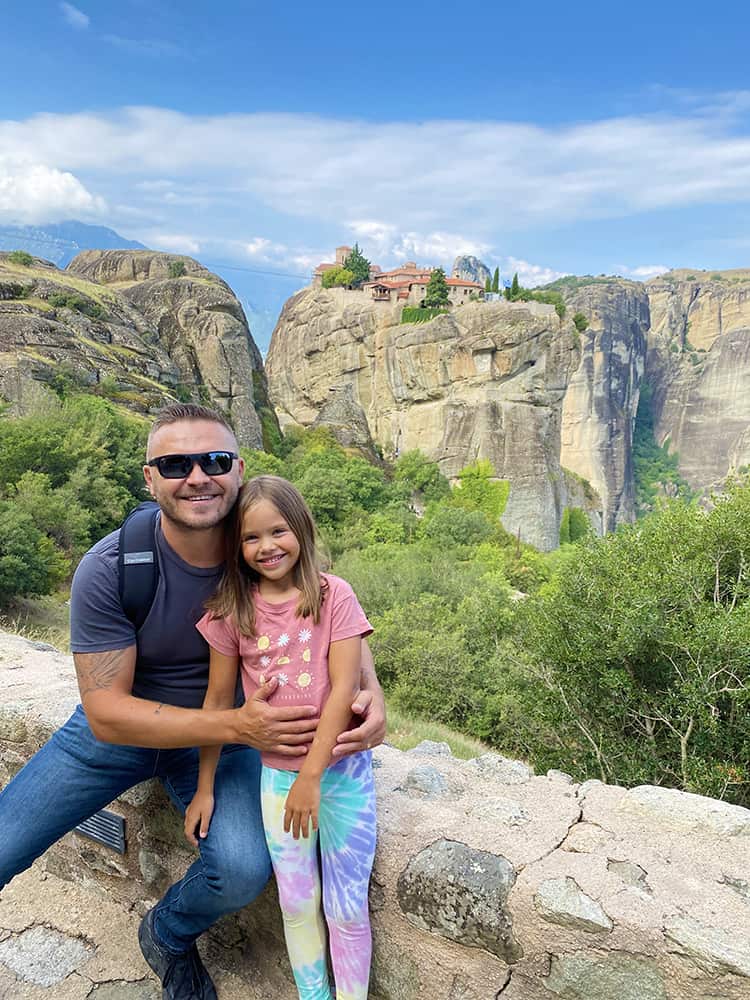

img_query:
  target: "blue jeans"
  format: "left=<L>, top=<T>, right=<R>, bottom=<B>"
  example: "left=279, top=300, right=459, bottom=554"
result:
left=0, top=704, right=271, bottom=953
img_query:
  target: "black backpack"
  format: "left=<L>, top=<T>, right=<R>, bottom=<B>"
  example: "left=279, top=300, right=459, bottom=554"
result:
left=117, top=501, right=160, bottom=629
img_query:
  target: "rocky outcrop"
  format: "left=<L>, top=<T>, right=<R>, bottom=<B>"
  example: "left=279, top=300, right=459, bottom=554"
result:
left=0, top=250, right=271, bottom=448
left=2, top=634, right=750, bottom=1000
left=645, top=269, right=750, bottom=491
left=266, top=284, right=647, bottom=548
left=560, top=281, right=649, bottom=530
left=452, top=254, right=492, bottom=288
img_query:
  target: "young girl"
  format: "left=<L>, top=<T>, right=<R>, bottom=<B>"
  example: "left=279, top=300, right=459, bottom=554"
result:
left=186, top=475, right=376, bottom=1000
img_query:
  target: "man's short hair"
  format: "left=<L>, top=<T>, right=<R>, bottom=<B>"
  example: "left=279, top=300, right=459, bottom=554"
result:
left=147, top=403, right=235, bottom=456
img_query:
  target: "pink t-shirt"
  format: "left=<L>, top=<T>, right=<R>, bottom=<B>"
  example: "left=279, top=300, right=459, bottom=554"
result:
left=196, top=573, right=372, bottom=770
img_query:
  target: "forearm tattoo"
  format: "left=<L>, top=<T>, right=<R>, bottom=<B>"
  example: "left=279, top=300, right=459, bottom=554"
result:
left=75, top=649, right=131, bottom=696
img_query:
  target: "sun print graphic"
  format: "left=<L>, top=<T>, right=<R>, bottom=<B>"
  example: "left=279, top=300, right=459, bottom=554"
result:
left=278, top=656, right=290, bottom=665
left=298, top=628, right=312, bottom=643
left=277, top=672, right=289, bottom=686
left=297, top=672, right=312, bottom=688
left=257, top=635, right=270, bottom=650
left=302, top=648, right=311, bottom=662
left=278, top=633, right=290, bottom=647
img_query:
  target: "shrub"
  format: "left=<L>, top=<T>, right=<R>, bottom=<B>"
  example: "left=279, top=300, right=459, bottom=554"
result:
left=7, top=250, right=33, bottom=266
left=401, top=306, right=448, bottom=324
left=168, top=260, right=187, bottom=279
left=573, top=312, right=588, bottom=333
left=48, top=292, right=105, bottom=319
left=322, top=267, right=354, bottom=289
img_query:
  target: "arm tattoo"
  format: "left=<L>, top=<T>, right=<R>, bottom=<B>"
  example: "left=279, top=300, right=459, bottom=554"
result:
left=75, top=649, right=131, bottom=696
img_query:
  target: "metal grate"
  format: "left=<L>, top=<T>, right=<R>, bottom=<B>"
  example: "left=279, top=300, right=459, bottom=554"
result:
left=74, top=808, right=126, bottom=854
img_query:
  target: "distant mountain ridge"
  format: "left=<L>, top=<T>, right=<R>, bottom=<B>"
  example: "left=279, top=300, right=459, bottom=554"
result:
left=0, top=221, right=147, bottom=267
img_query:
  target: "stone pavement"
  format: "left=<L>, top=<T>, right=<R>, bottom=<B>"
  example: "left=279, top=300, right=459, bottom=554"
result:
left=0, top=863, right=271, bottom=1000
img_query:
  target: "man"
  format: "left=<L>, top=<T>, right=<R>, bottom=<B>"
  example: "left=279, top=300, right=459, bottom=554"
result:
left=0, top=403, right=386, bottom=1000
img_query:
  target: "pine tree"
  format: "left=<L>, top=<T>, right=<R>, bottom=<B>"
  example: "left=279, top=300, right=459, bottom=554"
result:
left=424, top=267, right=449, bottom=307
left=343, top=243, right=371, bottom=288
left=511, top=272, right=520, bottom=300
left=492, top=267, right=500, bottom=293
left=485, top=276, right=492, bottom=292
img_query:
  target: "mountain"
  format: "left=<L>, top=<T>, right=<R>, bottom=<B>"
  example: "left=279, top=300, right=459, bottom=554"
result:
left=0, top=221, right=147, bottom=268
left=0, top=248, right=277, bottom=448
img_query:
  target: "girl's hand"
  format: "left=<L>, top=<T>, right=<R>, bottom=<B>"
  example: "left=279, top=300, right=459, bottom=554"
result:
left=184, top=791, right=215, bottom=847
left=284, top=775, right=320, bottom=840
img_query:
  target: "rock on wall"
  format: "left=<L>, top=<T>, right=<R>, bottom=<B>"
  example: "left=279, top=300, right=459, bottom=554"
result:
left=266, top=286, right=647, bottom=549
left=2, top=633, right=749, bottom=1000
left=645, top=269, right=750, bottom=491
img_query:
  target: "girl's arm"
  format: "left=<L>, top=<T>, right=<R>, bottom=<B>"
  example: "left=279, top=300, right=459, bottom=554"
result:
left=184, top=648, right=240, bottom=847
left=283, top=635, right=362, bottom=839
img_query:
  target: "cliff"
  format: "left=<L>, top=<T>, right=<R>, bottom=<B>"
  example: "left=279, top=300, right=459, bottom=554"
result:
left=2, top=632, right=749, bottom=1000
left=265, top=283, right=649, bottom=547
left=645, top=269, right=750, bottom=491
left=0, top=250, right=273, bottom=448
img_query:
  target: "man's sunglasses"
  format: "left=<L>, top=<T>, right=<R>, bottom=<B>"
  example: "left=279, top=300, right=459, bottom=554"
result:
left=147, top=451, right=238, bottom=479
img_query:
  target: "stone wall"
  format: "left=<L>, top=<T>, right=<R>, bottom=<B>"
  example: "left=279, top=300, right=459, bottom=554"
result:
left=1, top=632, right=749, bottom=1000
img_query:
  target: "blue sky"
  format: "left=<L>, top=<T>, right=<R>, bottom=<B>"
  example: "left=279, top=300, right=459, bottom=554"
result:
left=3, top=0, right=750, bottom=291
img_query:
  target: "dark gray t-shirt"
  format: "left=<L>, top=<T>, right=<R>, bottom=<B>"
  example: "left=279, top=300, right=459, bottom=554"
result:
left=70, top=520, right=225, bottom=708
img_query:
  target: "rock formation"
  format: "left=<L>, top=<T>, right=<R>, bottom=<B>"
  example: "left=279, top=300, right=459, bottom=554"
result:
left=2, top=632, right=749, bottom=1000
left=452, top=254, right=492, bottom=289
left=0, top=250, right=274, bottom=448
left=645, top=269, right=750, bottom=491
left=266, top=283, right=649, bottom=547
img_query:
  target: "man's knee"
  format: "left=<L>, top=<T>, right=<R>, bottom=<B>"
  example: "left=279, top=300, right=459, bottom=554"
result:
left=203, top=850, right=272, bottom=910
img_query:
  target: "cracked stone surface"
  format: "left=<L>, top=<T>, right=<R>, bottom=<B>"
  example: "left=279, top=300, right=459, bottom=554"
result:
left=534, top=876, right=613, bottom=933
left=665, top=915, right=750, bottom=978
left=0, top=926, right=93, bottom=986
left=544, top=952, right=668, bottom=1000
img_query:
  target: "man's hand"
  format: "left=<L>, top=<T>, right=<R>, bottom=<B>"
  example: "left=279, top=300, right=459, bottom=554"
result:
left=284, top=774, right=320, bottom=840
left=184, top=791, right=214, bottom=847
left=332, top=686, right=386, bottom=758
left=233, top=677, right=318, bottom=754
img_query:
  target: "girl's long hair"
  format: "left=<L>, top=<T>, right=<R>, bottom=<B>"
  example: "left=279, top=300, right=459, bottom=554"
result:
left=205, top=475, right=326, bottom=636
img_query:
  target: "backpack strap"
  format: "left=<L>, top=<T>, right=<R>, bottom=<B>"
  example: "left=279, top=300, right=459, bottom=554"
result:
left=118, top=501, right=160, bottom=630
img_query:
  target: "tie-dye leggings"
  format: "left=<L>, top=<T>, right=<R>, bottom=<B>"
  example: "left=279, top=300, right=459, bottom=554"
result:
left=261, top=752, right=377, bottom=1000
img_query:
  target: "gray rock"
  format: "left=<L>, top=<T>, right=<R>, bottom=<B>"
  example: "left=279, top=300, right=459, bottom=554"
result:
left=721, top=874, right=750, bottom=903
left=468, top=796, right=530, bottom=826
left=399, top=764, right=453, bottom=799
left=577, top=779, right=604, bottom=801
left=620, top=785, right=750, bottom=837
left=544, top=951, right=667, bottom=1000
left=407, top=740, right=453, bottom=758
left=534, top=877, right=613, bottom=933
left=138, top=848, right=169, bottom=888
left=665, top=915, right=750, bottom=978
left=466, top=753, right=534, bottom=784
left=607, top=859, right=649, bottom=890
left=451, top=255, right=492, bottom=289
left=0, top=925, right=94, bottom=986
left=396, top=839, right=521, bottom=962
left=547, top=769, right=575, bottom=784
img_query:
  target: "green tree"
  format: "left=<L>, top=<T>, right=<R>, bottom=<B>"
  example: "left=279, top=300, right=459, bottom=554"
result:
left=343, top=243, right=371, bottom=288
left=424, top=267, right=449, bottom=308
left=392, top=450, right=449, bottom=503
left=485, top=277, right=492, bottom=292
left=492, top=267, right=500, bottom=293
left=511, top=273, right=520, bottom=300
left=452, top=460, right=510, bottom=519
left=322, top=266, right=355, bottom=289
left=168, top=260, right=187, bottom=279
left=8, top=250, right=33, bottom=266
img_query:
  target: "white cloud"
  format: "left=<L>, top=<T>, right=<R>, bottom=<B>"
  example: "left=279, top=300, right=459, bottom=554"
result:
left=0, top=156, right=105, bottom=224
left=149, top=233, right=201, bottom=255
left=615, top=263, right=669, bottom=279
left=500, top=256, right=568, bottom=288
left=5, top=96, right=750, bottom=256
left=60, top=2, right=89, bottom=29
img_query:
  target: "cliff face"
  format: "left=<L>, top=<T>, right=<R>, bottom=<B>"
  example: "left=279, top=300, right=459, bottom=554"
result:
left=266, top=285, right=647, bottom=548
left=0, top=250, right=270, bottom=447
left=645, top=269, right=750, bottom=491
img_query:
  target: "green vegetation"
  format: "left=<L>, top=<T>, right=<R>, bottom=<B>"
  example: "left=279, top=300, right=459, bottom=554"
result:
left=168, top=260, right=187, bottom=279
left=632, top=382, right=693, bottom=510
left=503, top=271, right=567, bottom=317
left=491, top=267, right=500, bottom=293
left=424, top=267, right=449, bottom=307
left=573, top=312, right=588, bottom=333
left=48, top=292, right=106, bottom=319
left=342, top=244, right=371, bottom=288
left=401, top=306, right=448, bottom=324
left=7, top=250, right=34, bottom=266
left=322, top=266, right=354, bottom=289
left=559, top=506, right=591, bottom=545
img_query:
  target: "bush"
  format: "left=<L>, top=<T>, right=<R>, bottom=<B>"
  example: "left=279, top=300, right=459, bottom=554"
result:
left=401, top=306, right=448, bottom=324
left=168, top=260, right=187, bottom=279
left=322, top=267, right=354, bottom=289
left=573, top=312, right=588, bottom=333
left=7, top=250, right=33, bottom=266
left=48, top=292, right=105, bottom=319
